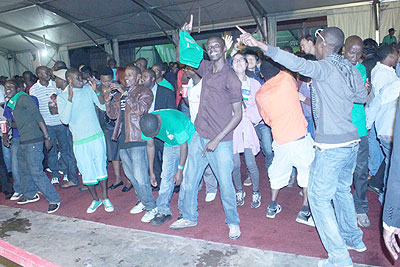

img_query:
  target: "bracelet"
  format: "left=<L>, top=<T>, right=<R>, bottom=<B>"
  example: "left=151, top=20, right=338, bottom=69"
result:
left=96, top=92, right=101, bottom=96
left=178, top=165, right=184, bottom=170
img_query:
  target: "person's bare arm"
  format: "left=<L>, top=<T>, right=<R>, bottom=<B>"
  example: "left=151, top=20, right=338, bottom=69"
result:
left=146, top=139, right=157, bottom=187
left=202, top=101, right=242, bottom=155
left=89, top=78, right=105, bottom=105
left=2, top=133, right=9, bottom=148
left=174, top=141, right=188, bottom=185
left=38, top=121, right=53, bottom=151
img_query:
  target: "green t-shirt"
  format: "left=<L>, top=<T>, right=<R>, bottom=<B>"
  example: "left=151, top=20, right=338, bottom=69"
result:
left=158, top=79, right=174, bottom=91
left=351, top=62, right=368, bottom=137
left=141, top=109, right=195, bottom=146
left=382, top=35, right=397, bottom=45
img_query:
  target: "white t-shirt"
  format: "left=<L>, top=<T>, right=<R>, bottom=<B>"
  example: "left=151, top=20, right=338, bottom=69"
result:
left=187, top=78, right=202, bottom=123
left=29, top=80, right=61, bottom=126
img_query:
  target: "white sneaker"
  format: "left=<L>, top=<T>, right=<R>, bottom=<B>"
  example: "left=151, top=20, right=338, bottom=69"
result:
left=45, top=168, right=52, bottom=173
left=170, top=219, right=197, bottom=229
left=10, top=192, right=23, bottom=201
left=141, top=208, right=158, bottom=223
left=205, top=192, right=217, bottom=202
left=228, top=224, right=241, bottom=240
left=51, top=177, right=59, bottom=184
left=130, top=201, right=145, bottom=214
left=63, top=175, right=68, bottom=181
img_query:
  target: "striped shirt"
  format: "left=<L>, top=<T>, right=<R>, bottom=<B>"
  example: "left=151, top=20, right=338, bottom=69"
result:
left=29, top=80, right=61, bottom=126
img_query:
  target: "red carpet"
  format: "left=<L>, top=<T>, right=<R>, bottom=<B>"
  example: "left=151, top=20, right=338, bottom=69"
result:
left=0, top=155, right=397, bottom=266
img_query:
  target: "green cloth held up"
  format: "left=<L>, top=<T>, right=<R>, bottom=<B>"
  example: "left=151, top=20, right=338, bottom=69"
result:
left=179, top=30, right=203, bottom=68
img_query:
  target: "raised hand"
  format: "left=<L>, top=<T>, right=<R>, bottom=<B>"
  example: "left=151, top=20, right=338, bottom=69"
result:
left=181, top=14, right=193, bottom=33
left=236, top=25, right=261, bottom=47
left=222, top=34, right=233, bottom=50
left=88, top=77, right=97, bottom=92
left=383, top=227, right=400, bottom=261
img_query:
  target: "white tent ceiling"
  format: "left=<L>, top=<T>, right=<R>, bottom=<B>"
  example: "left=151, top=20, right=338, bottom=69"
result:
left=0, top=0, right=370, bottom=53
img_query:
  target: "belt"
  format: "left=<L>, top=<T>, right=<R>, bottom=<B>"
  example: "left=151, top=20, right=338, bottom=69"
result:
left=73, top=132, right=104, bottom=145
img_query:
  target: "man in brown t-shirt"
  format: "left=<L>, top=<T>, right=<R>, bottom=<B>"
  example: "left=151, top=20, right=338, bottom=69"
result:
left=170, top=15, right=243, bottom=240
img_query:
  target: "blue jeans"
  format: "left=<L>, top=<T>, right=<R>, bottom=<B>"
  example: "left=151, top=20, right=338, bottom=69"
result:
left=11, top=138, right=22, bottom=193
left=305, top=115, right=315, bottom=138
left=180, top=132, right=240, bottom=225
left=233, top=148, right=259, bottom=192
left=308, top=144, right=363, bottom=266
left=378, top=139, right=393, bottom=205
left=2, top=143, right=11, bottom=172
left=368, top=123, right=384, bottom=176
left=19, top=141, right=60, bottom=203
left=353, top=136, right=369, bottom=214
left=120, top=146, right=156, bottom=210
left=47, top=125, right=79, bottom=184
left=157, top=145, right=184, bottom=215
left=255, top=123, right=274, bottom=170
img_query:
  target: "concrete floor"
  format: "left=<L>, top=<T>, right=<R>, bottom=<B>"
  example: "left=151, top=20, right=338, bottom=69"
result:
left=0, top=206, right=373, bottom=267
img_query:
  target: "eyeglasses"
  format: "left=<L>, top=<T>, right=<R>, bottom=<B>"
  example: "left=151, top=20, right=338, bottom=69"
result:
left=315, top=29, right=326, bottom=43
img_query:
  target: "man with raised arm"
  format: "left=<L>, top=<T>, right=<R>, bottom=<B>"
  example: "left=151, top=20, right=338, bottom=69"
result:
left=170, top=15, right=243, bottom=240
left=239, top=26, right=367, bottom=266
left=57, top=69, right=114, bottom=214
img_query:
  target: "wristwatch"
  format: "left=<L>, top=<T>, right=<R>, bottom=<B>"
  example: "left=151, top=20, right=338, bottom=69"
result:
left=44, top=136, right=51, bottom=141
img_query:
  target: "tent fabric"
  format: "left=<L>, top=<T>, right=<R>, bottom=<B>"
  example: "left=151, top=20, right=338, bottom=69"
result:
left=379, top=1, right=400, bottom=43
left=0, top=0, right=372, bottom=54
left=0, top=55, right=14, bottom=78
left=327, top=4, right=375, bottom=40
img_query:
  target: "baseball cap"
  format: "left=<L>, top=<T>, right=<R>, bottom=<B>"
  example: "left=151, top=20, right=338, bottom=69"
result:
left=53, top=69, right=67, bottom=81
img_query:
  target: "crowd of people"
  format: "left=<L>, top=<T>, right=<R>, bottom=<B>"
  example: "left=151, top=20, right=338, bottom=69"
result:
left=0, top=14, right=399, bottom=266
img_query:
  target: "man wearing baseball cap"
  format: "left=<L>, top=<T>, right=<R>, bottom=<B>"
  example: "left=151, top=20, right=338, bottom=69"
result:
left=52, top=69, right=80, bottom=189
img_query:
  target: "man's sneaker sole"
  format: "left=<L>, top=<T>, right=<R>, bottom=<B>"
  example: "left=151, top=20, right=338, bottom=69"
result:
left=10, top=193, right=23, bottom=201
left=86, top=202, right=103, bottom=213
left=318, top=259, right=353, bottom=267
left=169, top=219, right=197, bottom=229
left=130, top=202, right=146, bottom=214
left=17, top=195, right=40, bottom=205
left=150, top=214, right=172, bottom=226
left=48, top=203, right=60, bottom=214
left=296, top=217, right=315, bottom=227
left=266, top=205, right=282, bottom=219
left=347, top=245, right=367, bottom=252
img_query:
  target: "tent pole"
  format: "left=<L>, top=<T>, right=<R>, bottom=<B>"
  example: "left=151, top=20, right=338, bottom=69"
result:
left=148, top=12, right=177, bottom=47
left=73, top=24, right=111, bottom=57
left=245, top=0, right=266, bottom=41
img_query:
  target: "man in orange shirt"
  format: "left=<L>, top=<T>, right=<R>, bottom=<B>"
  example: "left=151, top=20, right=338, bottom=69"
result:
left=256, top=61, right=315, bottom=226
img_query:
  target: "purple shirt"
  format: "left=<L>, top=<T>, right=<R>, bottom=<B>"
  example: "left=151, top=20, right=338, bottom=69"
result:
left=194, top=60, right=242, bottom=142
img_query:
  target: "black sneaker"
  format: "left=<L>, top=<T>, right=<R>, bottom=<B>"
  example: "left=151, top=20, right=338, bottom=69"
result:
left=150, top=213, right=172, bottom=226
left=48, top=203, right=60, bottom=214
left=266, top=204, right=282, bottom=219
left=17, top=193, right=40, bottom=204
